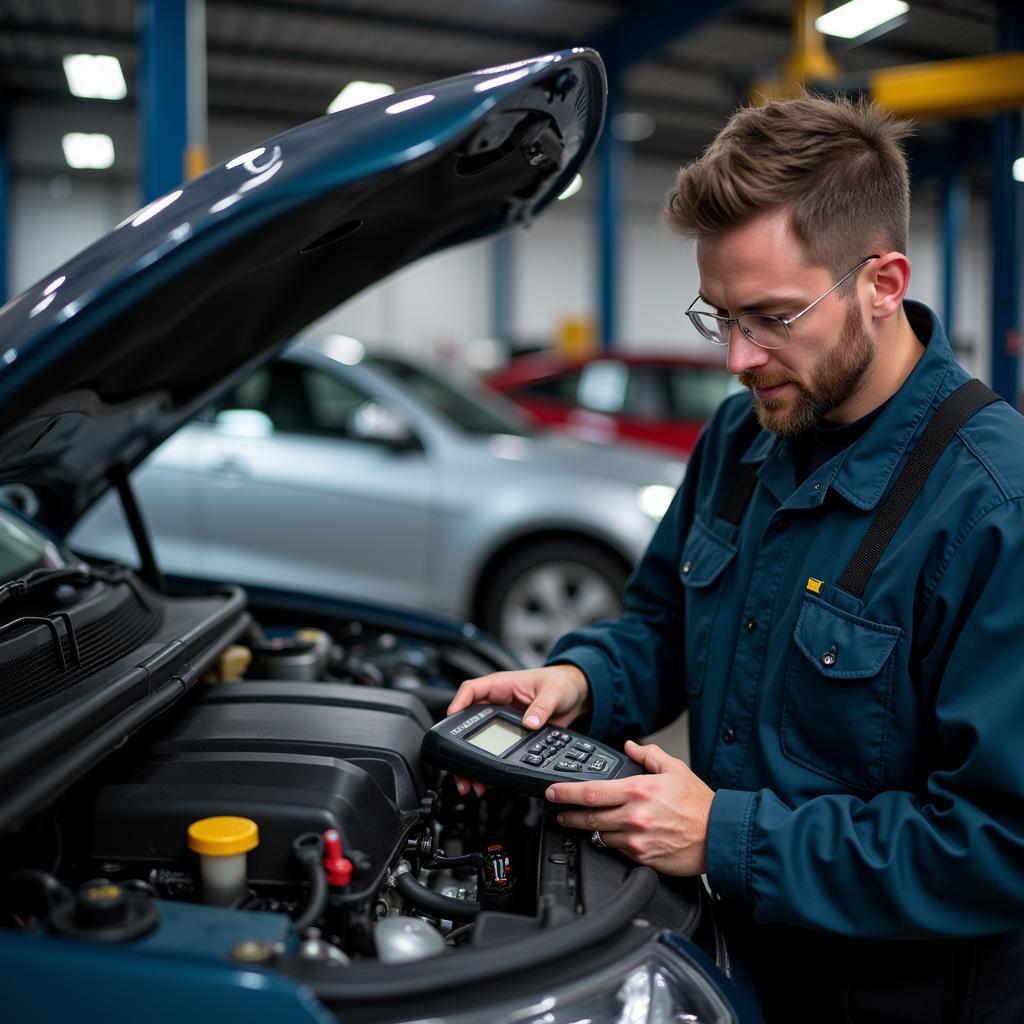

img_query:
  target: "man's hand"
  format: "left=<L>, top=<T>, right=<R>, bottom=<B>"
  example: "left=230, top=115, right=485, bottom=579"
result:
left=446, top=665, right=591, bottom=796
left=546, top=740, right=714, bottom=876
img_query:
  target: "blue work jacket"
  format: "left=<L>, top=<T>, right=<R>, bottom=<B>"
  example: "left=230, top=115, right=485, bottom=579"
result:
left=549, top=302, right=1024, bottom=941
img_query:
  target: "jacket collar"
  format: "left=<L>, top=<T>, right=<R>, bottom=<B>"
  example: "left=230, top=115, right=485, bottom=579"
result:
left=740, top=301, right=963, bottom=511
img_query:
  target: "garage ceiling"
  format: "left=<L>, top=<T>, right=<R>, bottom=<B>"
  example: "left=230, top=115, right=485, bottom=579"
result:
left=0, top=0, right=999, bottom=168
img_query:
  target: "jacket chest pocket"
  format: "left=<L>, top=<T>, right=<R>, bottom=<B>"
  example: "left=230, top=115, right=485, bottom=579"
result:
left=781, top=594, right=901, bottom=791
left=679, top=517, right=736, bottom=696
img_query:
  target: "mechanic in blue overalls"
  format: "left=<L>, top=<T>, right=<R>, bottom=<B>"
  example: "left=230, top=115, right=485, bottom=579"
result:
left=450, top=93, right=1024, bottom=1021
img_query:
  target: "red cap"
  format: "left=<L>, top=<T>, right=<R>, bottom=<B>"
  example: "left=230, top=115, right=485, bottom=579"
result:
left=323, top=829, right=353, bottom=887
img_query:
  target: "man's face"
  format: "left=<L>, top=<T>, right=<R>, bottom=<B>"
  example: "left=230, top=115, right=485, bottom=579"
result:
left=696, top=208, right=875, bottom=436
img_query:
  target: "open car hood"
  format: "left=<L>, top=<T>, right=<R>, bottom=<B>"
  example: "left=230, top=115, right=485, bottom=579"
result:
left=0, top=50, right=605, bottom=535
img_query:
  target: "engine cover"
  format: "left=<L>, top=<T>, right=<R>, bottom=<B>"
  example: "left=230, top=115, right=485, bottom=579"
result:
left=85, top=682, right=433, bottom=901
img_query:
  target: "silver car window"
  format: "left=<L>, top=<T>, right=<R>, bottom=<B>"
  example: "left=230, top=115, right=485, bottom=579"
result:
left=220, top=362, right=374, bottom=439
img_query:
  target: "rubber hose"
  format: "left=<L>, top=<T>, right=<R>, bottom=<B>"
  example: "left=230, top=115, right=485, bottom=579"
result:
left=394, top=871, right=481, bottom=921
left=293, top=860, right=327, bottom=932
left=426, top=852, right=482, bottom=870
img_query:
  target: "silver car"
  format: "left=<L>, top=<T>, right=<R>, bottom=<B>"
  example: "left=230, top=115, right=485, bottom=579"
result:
left=71, top=336, right=685, bottom=664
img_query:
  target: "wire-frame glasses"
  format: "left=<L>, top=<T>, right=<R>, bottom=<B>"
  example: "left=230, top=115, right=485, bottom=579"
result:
left=685, top=255, right=879, bottom=350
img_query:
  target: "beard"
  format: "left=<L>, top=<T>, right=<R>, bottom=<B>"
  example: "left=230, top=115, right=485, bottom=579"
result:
left=739, top=300, right=874, bottom=437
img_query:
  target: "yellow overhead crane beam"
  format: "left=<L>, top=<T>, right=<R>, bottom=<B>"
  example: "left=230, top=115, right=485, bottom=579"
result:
left=870, top=52, right=1024, bottom=119
left=753, top=0, right=1024, bottom=120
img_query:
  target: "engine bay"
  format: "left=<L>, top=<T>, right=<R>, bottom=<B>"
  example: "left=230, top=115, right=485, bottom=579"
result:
left=0, top=554, right=738, bottom=1024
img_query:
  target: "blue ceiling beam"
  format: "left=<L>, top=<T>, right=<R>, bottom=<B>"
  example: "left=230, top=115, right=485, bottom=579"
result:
left=586, top=0, right=745, bottom=75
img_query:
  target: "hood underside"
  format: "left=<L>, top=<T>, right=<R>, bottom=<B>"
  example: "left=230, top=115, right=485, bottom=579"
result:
left=0, top=50, right=605, bottom=535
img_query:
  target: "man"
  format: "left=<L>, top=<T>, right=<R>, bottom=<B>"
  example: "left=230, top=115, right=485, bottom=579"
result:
left=449, top=93, right=1024, bottom=1020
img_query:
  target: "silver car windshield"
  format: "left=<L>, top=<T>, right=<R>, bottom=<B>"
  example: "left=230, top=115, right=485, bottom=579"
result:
left=368, top=357, right=531, bottom=438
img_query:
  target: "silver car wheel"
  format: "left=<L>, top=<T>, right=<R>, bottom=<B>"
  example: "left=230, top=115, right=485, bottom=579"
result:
left=498, top=559, right=623, bottom=667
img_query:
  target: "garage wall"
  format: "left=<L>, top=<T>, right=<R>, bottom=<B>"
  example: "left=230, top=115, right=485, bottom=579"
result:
left=274, top=156, right=999, bottom=378
left=8, top=134, right=993, bottom=380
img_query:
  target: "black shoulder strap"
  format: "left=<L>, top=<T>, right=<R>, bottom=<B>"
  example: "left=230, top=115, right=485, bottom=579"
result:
left=718, top=461, right=761, bottom=526
left=836, top=378, right=1000, bottom=600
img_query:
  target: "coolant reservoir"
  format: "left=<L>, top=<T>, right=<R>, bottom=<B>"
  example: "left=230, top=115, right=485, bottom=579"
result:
left=187, top=816, right=259, bottom=906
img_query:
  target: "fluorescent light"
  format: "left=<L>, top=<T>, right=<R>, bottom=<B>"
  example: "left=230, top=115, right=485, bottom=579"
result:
left=62, top=53, right=127, bottom=100
left=61, top=132, right=115, bottom=170
left=558, top=174, right=583, bottom=201
left=327, top=80, right=395, bottom=113
left=815, top=0, right=909, bottom=39
left=1013, top=157, right=1024, bottom=183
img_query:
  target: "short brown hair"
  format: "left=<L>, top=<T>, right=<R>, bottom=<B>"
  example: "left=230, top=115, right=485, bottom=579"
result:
left=664, top=92, right=913, bottom=280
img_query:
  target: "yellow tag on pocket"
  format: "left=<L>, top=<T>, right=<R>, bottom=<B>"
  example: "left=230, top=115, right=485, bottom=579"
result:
left=806, top=578, right=823, bottom=594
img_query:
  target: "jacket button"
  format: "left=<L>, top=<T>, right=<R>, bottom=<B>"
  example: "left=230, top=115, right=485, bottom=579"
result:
left=722, top=728, right=736, bottom=744
left=682, top=561, right=692, bottom=575
left=822, top=647, right=837, bottom=667
left=745, top=619, right=757, bottom=633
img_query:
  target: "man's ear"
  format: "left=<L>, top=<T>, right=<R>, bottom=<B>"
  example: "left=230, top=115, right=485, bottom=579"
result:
left=867, top=252, right=910, bottom=321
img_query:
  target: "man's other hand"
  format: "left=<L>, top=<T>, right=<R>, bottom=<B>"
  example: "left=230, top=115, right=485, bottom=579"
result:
left=446, top=665, right=591, bottom=796
left=546, top=740, right=714, bottom=876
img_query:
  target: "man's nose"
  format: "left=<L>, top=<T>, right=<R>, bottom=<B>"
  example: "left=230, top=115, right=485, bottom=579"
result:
left=726, top=323, right=771, bottom=376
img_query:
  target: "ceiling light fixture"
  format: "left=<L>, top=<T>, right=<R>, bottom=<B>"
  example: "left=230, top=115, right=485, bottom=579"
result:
left=815, top=0, right=909, bottom=40
left=62, top=54, right=127, bottom=100
left=1013, top=157, right=1024, bottom=183
left=327, top=81, right=395, bottom=113
left=61, top=133, right=115, bottom=170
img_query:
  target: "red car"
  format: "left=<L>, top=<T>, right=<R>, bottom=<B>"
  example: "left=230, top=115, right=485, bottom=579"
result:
left=486, top=350, right=739, bottom=456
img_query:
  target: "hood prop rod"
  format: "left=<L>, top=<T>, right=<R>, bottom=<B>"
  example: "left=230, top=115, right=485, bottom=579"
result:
left=109, top=463, right=166, bottom=594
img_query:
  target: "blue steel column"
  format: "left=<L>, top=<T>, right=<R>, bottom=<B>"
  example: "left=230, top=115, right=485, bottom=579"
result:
left=940, top=157, right=966, bottom=345
left=582, top=1, right=743, bottom=350
left=139, top=0, right=189, bottom=203
left=989, top=0, right=1023, bottom=405
left=491, top=233, right=514, bottom=353
left=596, top=66, right=623, bottom=349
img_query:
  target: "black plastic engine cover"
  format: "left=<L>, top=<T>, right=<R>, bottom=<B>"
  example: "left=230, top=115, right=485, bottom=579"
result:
left=86, top=682, right=433, bottom=900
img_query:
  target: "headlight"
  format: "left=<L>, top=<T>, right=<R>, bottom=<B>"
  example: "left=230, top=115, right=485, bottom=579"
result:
left=424, top=942, right=739, bottom=1024
left=638, top=484, right=676, bottom=522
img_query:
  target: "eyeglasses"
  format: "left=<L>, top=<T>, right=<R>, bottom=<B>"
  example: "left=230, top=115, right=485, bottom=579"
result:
left=685, top=255, right=879, bottom=350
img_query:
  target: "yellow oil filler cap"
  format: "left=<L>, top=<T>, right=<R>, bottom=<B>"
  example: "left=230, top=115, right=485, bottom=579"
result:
left=188, top=816, right=259, bottom=857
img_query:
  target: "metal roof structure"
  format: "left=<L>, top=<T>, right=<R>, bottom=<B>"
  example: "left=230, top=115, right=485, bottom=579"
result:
left=0, top=0, right=999, bottom=172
